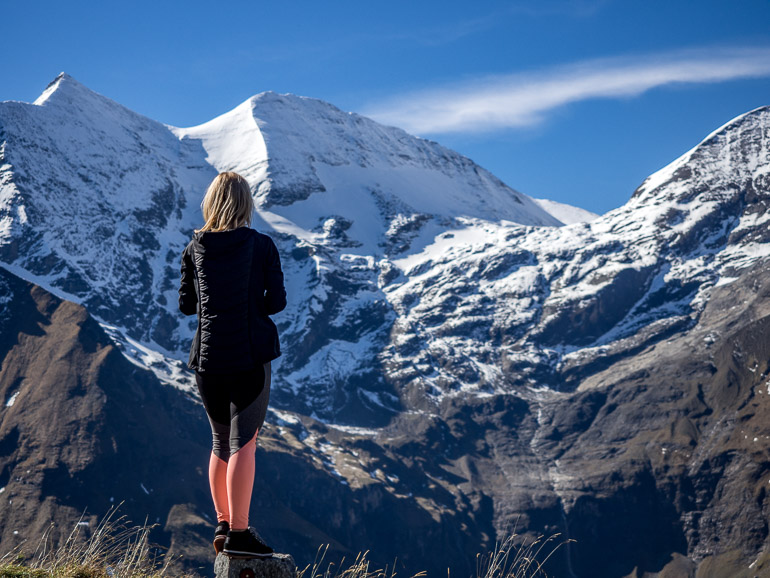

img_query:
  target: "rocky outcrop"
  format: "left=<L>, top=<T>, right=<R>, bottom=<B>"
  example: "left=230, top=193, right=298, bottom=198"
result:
left=214, top=553, right=295, bottom=578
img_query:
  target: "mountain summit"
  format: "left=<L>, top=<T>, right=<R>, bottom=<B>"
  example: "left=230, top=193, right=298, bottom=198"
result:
left=34, top=72, right=112, bottom=109
left=173, top=90, right=561, bottom=229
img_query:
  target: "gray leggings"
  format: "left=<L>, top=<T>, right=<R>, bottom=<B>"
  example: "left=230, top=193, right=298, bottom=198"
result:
left=195, top=362, right=271, bottom=460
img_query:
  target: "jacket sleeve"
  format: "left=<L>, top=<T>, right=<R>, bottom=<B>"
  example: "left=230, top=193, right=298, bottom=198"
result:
left=264, top=238, right=287, bottom=315
left=178, top=244, right=198, bottom=316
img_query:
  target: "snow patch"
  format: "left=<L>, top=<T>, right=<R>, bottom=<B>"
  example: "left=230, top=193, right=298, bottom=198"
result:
left=5, top=392, right=19, bottom=407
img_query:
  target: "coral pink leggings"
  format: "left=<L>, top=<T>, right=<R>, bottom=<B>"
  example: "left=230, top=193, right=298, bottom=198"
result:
left=195, top=362, right=271, bottom=530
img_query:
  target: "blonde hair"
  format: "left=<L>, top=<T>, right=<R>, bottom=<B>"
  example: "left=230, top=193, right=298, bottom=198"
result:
left=196, top=172, right=254, bottom=233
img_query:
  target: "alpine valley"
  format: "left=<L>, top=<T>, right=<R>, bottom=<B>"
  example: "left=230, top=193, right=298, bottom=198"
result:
left=0, top=73, right=769, bottom=577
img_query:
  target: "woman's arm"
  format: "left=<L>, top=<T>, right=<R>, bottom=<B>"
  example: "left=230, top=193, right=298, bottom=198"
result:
left=178, top=243, right=198, bottom=316
left=264, top=238, right=287, bottom=315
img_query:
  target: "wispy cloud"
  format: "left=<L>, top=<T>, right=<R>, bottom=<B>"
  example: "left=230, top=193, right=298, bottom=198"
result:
left=365, top=47, right=770, bottom=135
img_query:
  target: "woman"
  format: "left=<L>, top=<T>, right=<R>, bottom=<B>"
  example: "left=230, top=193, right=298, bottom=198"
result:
left=178, top=171, right=287, bottom=558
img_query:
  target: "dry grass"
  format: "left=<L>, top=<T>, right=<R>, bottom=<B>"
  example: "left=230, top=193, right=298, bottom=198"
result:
left=0, top=507, right=184, bottom=578
left=475, top=532, right=572, bottom=578
left=296, top=545, right=426, bottom=578
left=297, top=530, right=571, bottom=578
left=0, top=509, right=568, bottom=578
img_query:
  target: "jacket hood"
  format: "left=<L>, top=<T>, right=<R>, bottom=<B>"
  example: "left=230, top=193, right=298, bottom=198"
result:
left=192, top=226, right=254, bottom=254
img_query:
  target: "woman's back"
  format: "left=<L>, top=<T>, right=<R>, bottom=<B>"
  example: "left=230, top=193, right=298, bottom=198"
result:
left=180, top=226, right=286, bottom=373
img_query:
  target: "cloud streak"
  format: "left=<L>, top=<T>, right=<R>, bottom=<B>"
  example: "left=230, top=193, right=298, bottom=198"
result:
left=365, top=47, right=770, bottom=135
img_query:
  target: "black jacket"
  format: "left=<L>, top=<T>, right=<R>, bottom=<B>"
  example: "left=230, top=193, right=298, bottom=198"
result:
left=178, top=226, right=287, bottom=373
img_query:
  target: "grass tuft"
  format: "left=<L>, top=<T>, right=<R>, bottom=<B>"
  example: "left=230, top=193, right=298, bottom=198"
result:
left=297, top=530, right=571, bottom=578
left=476, top=531, right=573, bottom=578
left=297, top=544, right=427, bottom=578
left=0, top=506, right=184, bottom=578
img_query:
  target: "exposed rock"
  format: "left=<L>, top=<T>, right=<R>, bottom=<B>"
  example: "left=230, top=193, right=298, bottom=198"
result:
left=214, top=553, right=295, bottom=578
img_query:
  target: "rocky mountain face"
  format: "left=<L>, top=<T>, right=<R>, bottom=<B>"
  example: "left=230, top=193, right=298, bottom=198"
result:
left=1, top=73, right=770, bottom=577
left=0, top=264, right=212, bottom=567
left=0, top=265, right=497, bottom=576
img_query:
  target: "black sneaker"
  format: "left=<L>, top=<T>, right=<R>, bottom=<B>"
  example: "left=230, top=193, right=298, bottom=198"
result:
left=213, top=521, right=229, bottom=554
left=222, top=527, right=274, bottom=559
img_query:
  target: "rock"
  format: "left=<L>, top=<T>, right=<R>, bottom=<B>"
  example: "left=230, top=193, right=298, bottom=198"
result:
left=214, top=553, right=296, bottom=578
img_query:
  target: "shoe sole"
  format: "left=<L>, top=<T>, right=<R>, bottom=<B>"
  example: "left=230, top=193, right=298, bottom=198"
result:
left=213, top=536, right=226, bottom=555
left=222, top=549, right=274, bottom=559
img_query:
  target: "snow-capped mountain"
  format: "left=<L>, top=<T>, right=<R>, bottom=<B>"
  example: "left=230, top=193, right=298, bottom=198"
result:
left=2, top=73, right=769, bottom=425
left=172, top=89, right=562, bottom=229
left=0, top=73, right=210, bottom=353
left=383, top=104, right=770, bottom=403
left=0, top=73, right=561, bottom=417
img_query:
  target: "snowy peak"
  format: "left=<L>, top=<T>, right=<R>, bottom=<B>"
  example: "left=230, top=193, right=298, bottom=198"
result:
left=631, top=104, right=770, bottom=203
left=614, top=103, right=770, bottom=269
left=33, top=72, right=81, bottom=105
left=177, top=90, right=562, bottom=231
left=32, top=72, right=127, bottom=118
left=0, top=73, right=214, bottom=354
left=374, top=103, right=770, bottom=407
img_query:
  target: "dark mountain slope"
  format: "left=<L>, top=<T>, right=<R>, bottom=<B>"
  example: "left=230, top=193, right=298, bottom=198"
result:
left=0, top=264, right=214, bottom=567
left=0, top=265, right=498, bottom=576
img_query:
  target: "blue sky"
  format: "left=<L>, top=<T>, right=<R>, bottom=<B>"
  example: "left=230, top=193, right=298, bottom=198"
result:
left=4, top=0, right=770, bottom=214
